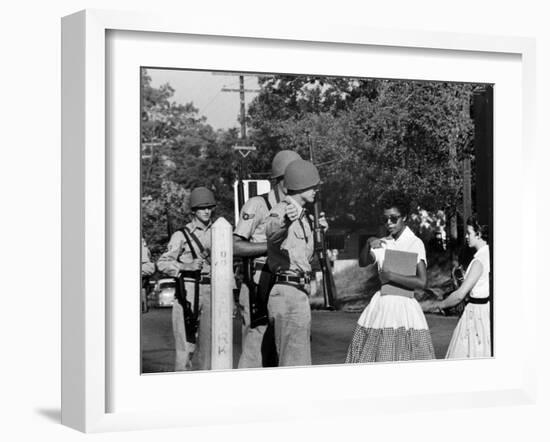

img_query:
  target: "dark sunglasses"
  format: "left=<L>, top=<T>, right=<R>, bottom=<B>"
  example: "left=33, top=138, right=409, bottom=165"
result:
left=382, top=214, right=401, bottom=224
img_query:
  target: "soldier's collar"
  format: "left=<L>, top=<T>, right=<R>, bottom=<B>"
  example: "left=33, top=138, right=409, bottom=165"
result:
left=190, top=217, right=211, bottom=231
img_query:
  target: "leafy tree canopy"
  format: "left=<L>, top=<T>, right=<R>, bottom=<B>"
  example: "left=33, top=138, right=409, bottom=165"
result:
left=247, top=76, right=478, bottom=232
left=141, top=70, right=238, bottom=254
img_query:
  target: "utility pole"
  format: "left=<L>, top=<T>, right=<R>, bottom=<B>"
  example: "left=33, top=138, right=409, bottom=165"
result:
left=220, top=73, right=260, bottom=145
left=220, top=74, right=268, bottom=329
left=462, top=157, right=472, bottom=235
left=239, top=75, right=246, bottom=140
left=219, top=73, right=260, bottom=200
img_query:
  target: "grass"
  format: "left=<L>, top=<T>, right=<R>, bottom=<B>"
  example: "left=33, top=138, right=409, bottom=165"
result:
left=311, top=259, right=462, bottom=316
left=310, top=262, right=377, bottom=312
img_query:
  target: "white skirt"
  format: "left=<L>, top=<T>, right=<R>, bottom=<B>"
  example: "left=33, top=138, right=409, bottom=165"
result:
left=446, top=302, right=491, bottom=359
left=346, top=292, right=435, bottom=363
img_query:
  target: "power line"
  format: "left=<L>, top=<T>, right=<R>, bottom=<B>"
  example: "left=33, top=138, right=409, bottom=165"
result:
left=221, top=75, right=260, bottom=140
left=200, top=89, right=224, bottom=113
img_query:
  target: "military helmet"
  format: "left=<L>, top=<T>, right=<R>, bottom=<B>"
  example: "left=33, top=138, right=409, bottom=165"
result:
left=190, top=187, right=216, bottom=209
left=284, top=159, right=320, bottom=192
left=271, top=150, right=302, bottom=178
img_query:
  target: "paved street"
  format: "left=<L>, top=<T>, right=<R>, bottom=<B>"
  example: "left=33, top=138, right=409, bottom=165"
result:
left=141, top=307, right=457, bottom=373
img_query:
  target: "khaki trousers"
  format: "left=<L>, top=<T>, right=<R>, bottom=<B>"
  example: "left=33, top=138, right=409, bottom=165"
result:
left=172, top=281, right=211, bottom=371
left=267, top=283, right=311, bottom=367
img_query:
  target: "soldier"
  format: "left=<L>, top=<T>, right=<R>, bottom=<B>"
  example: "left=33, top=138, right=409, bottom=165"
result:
left=157, top=187, right=215, bottom=371
left=265, top=159, right=326, bottom=367
left=141, top=238, right=155, bottom=313
left=234, top=150, right=301, bottom=368
left=141, top=237, right=156, bottom=277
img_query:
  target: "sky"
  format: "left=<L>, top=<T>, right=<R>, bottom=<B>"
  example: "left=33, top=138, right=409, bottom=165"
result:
left=147, top=68, right=260, bottom=131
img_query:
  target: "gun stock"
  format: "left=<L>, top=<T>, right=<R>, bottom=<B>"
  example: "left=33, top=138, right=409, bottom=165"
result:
left=242, top=258, right=265, bottom=327
left=249, top=263, right=274, bottom=328
left=174, top=271, right=201, bottom=344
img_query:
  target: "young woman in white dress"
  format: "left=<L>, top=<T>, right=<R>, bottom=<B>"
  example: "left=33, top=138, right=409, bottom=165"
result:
left=345, top=193, right=435, bottom=363
left=432, top=216, right=491, bottom=358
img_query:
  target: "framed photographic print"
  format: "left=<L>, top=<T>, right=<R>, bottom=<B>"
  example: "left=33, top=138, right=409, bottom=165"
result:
left=62, top=9, right=537, bottom=433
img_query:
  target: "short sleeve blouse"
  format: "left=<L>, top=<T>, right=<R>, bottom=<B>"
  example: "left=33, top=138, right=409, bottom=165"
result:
left=468, top=245, right=490, bottom=299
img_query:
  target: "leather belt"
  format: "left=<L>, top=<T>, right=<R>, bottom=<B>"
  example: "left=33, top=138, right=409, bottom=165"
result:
left=380, top=291, right=414, bottom=299
left=275, top=274, right=311, bottom=285
left=181, top=274, right=210, bottom=284
left=466, top=296, right=489, bottom=305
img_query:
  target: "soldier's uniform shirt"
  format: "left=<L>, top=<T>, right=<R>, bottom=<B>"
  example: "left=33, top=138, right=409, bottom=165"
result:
left=157, top=218, right=212, bottom=277
left=267, top=196, right=314, bottom=276
left=157, top=218, right=212, bottom=371
left=266, top=196, right=314, bottom=367
left=234, top=188, right=283, bottom=246
left=233, top=188, right=282, bottom=368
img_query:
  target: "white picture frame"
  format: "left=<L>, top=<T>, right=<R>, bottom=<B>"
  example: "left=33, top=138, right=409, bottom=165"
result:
left=61, top=9, right=537, bottom=433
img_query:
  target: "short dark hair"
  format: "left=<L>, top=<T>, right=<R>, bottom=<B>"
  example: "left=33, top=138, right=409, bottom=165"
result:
left=466, top=215, right=489, bottom=241
left=379, top=191, right=411, bottom=218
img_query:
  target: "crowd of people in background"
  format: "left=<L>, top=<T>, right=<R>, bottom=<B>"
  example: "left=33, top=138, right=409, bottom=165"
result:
left=141, top=150, right=492, bottom=371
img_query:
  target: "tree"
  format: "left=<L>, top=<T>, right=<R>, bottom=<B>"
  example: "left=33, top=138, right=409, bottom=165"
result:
left=245, top=75, right=379, bottom=177
left=141, top=69, right=238, bottom=254
left=246, top=75, right=479, bottom=234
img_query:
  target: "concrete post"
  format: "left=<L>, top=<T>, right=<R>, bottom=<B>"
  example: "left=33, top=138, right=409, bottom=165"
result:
left=210, top=217, right=233, bottom=369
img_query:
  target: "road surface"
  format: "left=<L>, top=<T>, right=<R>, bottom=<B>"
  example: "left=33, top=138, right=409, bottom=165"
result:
left=141, top=308, right=458, bottom=373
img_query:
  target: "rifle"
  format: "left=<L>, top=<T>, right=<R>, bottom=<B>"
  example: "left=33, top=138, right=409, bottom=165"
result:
left=310, top=199, right=337, bottom=310
left=249, top=263, right=273, bottom=328
left=174, top=270, right=201, bottom=344
left=175, top=227, right=205, bottom=344
left=141, top=275, right=150, bottom=313
left=236, top=178, right=270, bottom=328
left=307, top=133, right=337, bottom=310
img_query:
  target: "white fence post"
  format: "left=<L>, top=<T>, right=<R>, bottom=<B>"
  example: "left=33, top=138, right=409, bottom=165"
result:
left=211, top=217, right=234, bottom=369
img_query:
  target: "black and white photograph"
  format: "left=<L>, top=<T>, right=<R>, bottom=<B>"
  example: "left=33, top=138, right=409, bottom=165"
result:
left=4, top=0, right=547, bottom=439
left=140, top=68, right=494, bottom=373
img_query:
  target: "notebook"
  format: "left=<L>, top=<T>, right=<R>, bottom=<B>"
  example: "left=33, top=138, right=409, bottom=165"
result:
left=380, top=249, right=418, bottom=298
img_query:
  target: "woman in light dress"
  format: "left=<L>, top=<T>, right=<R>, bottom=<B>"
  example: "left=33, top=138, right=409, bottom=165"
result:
left=432, top=216, right=491, bottom=358
left=345, top=193, right=435, bottom=363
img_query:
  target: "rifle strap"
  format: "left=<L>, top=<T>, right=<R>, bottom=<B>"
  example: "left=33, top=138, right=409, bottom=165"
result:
left=298, top=209, right=313, bottom=243
left=180, top=227, right=198, bottom=260
left=184, top=226, right=206, bottom=256
left=274, top=187, right=281, bottom=204
left=304, top=209, right=314, bottom=231
left=261, top=192, right=272, bottom=211
left=180, top=228, right=202, bottom=319
left=297, top=217, right=309, bottom=244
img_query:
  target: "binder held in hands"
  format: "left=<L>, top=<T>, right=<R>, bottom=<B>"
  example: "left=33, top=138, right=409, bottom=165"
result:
left=380, top=249, right=418, bottom=298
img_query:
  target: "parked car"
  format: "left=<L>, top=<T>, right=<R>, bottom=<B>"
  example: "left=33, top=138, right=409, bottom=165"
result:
left=150, top=278, right=176, bottom=308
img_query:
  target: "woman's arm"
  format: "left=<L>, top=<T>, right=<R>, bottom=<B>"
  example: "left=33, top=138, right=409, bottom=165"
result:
left=358, top=237, right=385, bottom=267
left=358, top=242, right=373, bottom=267
left=436, top=260, right=483, bottom=309
left=379, top=259, right=427, bottom=290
